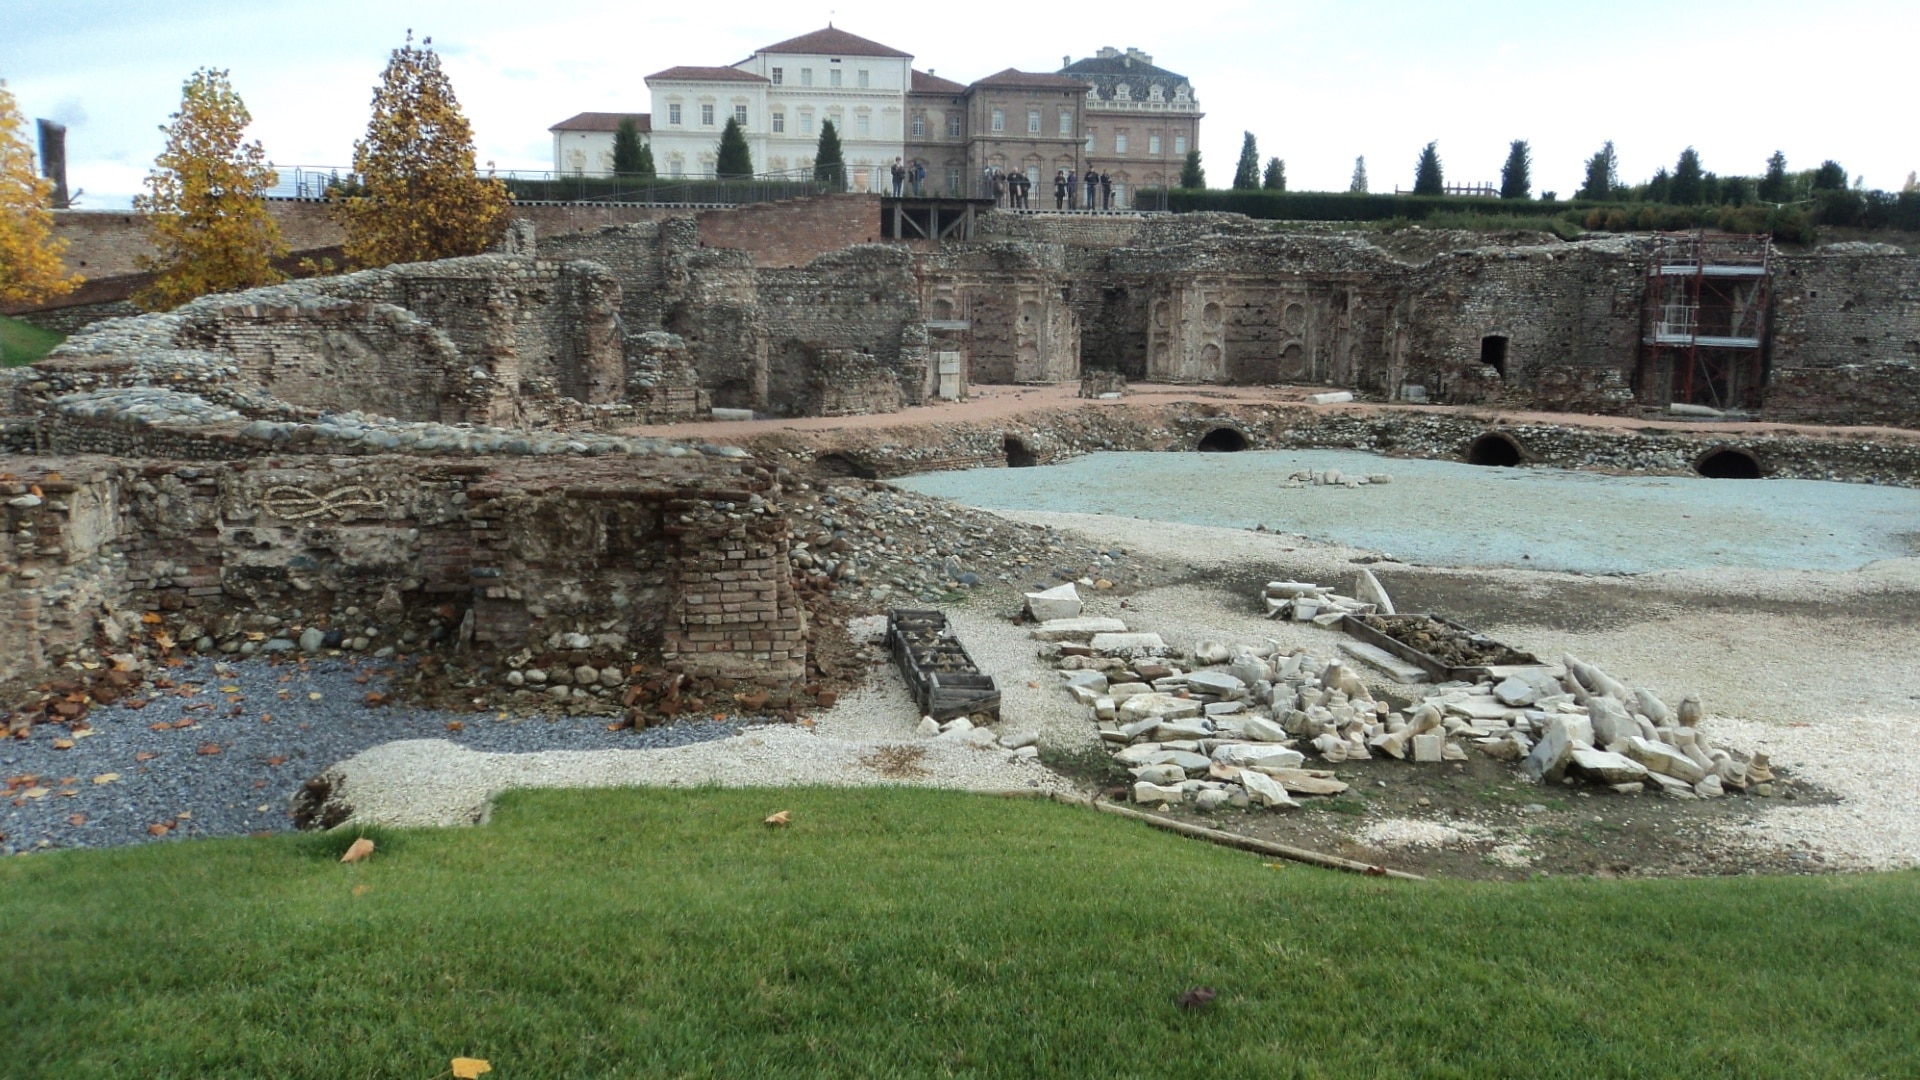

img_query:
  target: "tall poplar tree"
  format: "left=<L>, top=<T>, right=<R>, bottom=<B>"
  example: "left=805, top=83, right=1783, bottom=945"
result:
left=1757, top=151, right=1790, bottom=203
left=1499, top=139, right=1531, bottom=199
left=133, top=68, right=286, bottom=310
left=340, top=32, right=511, bottom=268
left=1232, top=132, right=1260, bottom=190
left=1349, top=156, right=1368, bottom=193
left=1413, top=141, right=1443, bottom=195
left=0, top=80, right=80, bottom=305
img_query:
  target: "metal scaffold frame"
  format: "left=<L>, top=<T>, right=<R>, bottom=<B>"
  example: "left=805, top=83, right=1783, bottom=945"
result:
left=1636, top=231, right=1773, bottom=410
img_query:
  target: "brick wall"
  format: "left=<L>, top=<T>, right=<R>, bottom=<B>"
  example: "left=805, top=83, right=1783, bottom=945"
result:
left=695, top=195, right=883, bottom=269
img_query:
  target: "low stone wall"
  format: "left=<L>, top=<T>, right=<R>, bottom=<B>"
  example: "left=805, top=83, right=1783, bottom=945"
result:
left=0, top=450, right=806, bottom=699
left=733, top=400, right=1920, bottom=489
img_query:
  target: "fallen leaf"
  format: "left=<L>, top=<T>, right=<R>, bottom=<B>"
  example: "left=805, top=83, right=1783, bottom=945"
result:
left=149, top=723, right=172, bottom=733
left=340, top=837, right=375, bottom=863
left=175, top=811, right=191, bottom=820
left=140, top=612, right=164, bottom=625
left=51, top=738, right=74, bottom=750
left=764, top=810, right=792, bottom=826
left=308, top=692, right=323, bottom=701
left=196, top=742, right=221, bottom=756
left=68, top=813, right=86, bottom=826
left=92, top=773, right=119, bottom=784
left=135, top=751, right=158, bottom=762
left=147, top=822, right=171, bottom=836
left=366, top=692, right=387, bottom=706
left=444, top=721, right=463, bottom=732
left=23, top=787, right=50, bottom=799
left=219, top=685, right=241, bottom=694
left=451, top=1058, right=492, bottom=1079
left=57, top=788, right=78, bottom=797
left=267, top=755, right=287, bottom=767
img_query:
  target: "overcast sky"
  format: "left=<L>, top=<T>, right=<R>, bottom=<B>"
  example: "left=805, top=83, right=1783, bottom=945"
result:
left=4, top=0, right=1914, bottom=209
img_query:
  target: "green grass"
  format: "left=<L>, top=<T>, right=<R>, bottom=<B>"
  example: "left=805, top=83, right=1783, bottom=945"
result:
left=0, top=314, right=64, bottom=366
left=5, top=788, right=1919, bottom=1078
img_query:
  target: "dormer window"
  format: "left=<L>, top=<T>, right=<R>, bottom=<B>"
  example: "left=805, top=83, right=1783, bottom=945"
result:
left=1115, top=84, right=1131, bottom=100
left=1149, top=84, right=1164, bottom=101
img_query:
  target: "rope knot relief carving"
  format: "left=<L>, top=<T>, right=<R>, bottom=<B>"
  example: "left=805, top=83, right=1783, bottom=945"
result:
left=260, top=484, right=383, bottom=522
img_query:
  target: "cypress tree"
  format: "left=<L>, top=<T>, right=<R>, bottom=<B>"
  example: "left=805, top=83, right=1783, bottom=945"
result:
left=1577, top=141, right=1617, bottom=201
left=715, top=116, right=753, bottom=179
left=635, top=142, right=656, bottom=180
left=813, top=119, right=845, bottom=190
left=1232, top=131, right=1260, bottom=190
left=1670, top=147, right=1704, bottom=204
left=1499, top=139, right=1531, bottom=199
left=1348, top=156, right=1368, bottom=193
left=1179, top=149, right=1205, bottom=189
left=612, top=117, right=645, bottom=176
left=1262, top=157, right=1285, bottom=191
left=1757, top=151, right=1790, bottom=203
left=1413, top=141, right=1443, bottom=195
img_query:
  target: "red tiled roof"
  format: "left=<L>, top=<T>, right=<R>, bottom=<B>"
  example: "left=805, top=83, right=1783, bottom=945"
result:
left=548, top=112, right=652, bottom=133
left=971, top=68, right=1091, bottom=90
left=645, top=66, right=770, bottom=83
left=910, top=69, right=967, bottom=94
left=758, top=26, right=912, bottom=58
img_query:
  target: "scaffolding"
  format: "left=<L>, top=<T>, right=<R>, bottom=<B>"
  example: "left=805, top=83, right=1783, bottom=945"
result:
left=1636, top=232, right=1773, bottom=410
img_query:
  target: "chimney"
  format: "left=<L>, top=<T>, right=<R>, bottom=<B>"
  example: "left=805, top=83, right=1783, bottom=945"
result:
left=1097, top=46, right=1119, bottom=60
left=37, top=119, right=70, bottom=210
left=1062, top=55, right=1071, bottom=69
left=1127, top=47, right=1152, bottom=65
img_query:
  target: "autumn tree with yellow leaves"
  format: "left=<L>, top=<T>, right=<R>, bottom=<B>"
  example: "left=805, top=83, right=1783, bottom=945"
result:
left=340, top=33, right=510, bottom=268
left=133, top=68, right=287, bottom=310
left=0, top=80, right=81, bottom=306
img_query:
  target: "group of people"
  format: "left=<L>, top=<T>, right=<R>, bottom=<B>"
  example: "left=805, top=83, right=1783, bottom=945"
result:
left=1055, top=169, right=1115, bottom=211
left=980, top=166, right=1115, bottom=210
left=890, top=157, right=928, bottom=197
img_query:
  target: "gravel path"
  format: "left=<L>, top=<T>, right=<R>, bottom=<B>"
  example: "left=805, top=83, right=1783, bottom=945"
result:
left=1, top=656, right=740, bottom=855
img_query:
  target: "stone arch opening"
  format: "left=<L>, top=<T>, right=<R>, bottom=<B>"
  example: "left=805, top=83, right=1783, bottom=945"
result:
left=1480, top=335, right=1510, bottom=380
left=1197, top=427, right=1249, bottom=453
left=1003, top=436, right=1037, bottom=468
left=1695, top=446, right=1762, bottom=479
left=1466, top=431, right=1524, bottom=467
left=813, top=452, right=875, bottom=480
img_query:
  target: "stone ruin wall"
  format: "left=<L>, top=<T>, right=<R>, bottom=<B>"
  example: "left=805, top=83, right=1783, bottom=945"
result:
left=0, top=451, right=806, bottom=698
left=1766, top=246, right=1920, bottom=426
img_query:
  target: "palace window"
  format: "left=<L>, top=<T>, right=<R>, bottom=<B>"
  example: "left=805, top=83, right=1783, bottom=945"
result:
left=1149, top=133, right=1161, bottom=154
left=773, top=112, right=786, bottom=133
left=668, top=103, right=682, bottom=125
left=912, top=114, right=925, bottom=137
left=948, top=115, right=962, bottom=138
left=701, top=104, right=714, bottom=126
left=801, top=68, right=813, bottom=86
left=1115, top=132, right=1127, bottom=153
left=830, top=68, right=843, bottom=88
left=800, top=111, right=814, bottom=134
left=1059, top=110, right=1072, bottom=135
left=1027, top=109, right=1041, bottom=133
left=1174, top=135, right=1188, bottom=155
left=771, top=67, right=783, bottom=85
left=734, top=104, right=747, bottom=126
left=856, top=113, right=870, bottom=136
left=991, top=108, right=1004, bottom=133
left=858, top=69, right=870, bottom=88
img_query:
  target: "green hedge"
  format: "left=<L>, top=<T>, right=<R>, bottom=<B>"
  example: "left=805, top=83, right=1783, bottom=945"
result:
left=502, top=176, right=828, bottom=204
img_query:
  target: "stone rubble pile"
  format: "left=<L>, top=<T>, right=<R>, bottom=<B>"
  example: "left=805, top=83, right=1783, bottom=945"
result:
left=1029, top=578, right=1772, bottom=811
left=1281, top=468, right=1394, bottom=490
left=1261, top=569, right=1397, bottom=625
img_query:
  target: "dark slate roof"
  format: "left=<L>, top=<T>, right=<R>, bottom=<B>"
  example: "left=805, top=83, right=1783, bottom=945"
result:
left=910, top=69, right=967, bottom=95
left=757, top=26, right=912, bottom=58
left=548, top=112, right=652, bottom=133
left=1060, top=53, right=1193, bottom=102
left=645, top=66, right=770, bottom=83
left=971, top=68, right=1091, bottom=91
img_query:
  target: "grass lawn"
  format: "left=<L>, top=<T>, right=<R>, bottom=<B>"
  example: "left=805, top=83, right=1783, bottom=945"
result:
left=4, top=788, right=1917, bottom=1078
left=0, top=314, right=64, bottom=366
